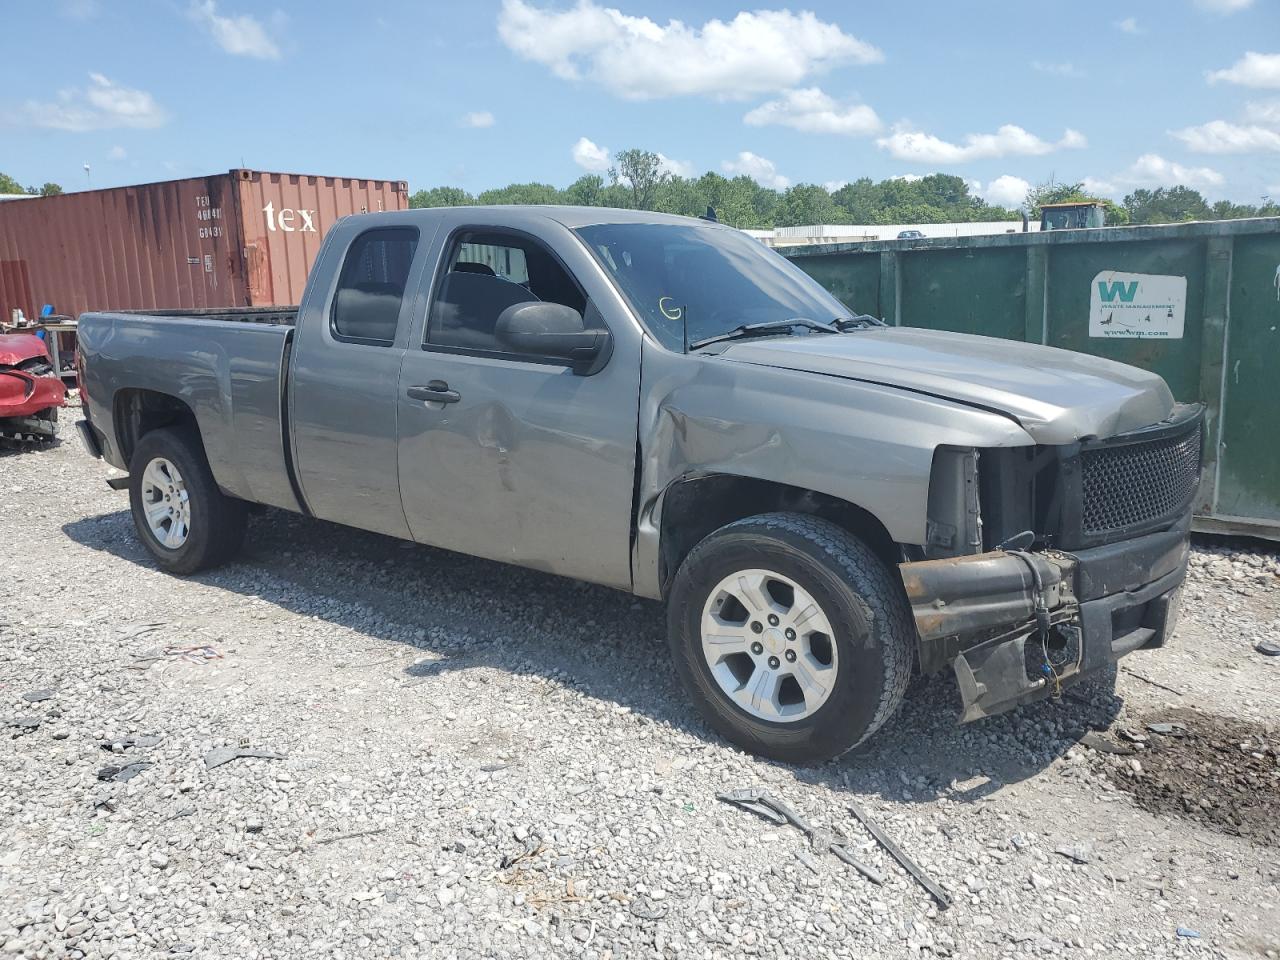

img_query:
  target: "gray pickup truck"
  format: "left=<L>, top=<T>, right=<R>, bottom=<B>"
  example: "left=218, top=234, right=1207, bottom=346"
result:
left=76, top=206, right=1201, bottom=763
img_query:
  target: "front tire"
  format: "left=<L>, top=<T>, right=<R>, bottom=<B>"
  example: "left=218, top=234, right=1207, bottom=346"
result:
left=128, top=428, right=247, bottom=575
left=667, top=513, right=915, bottom=764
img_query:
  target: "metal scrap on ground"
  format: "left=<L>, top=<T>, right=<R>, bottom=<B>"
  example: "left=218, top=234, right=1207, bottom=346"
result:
left=847, top=801, right=953, bottom=910
left=717, top=789, right=885, bottom=888
left=203, top=746, right=287, bottom=770
left=97, top=762, right=152, bottom=783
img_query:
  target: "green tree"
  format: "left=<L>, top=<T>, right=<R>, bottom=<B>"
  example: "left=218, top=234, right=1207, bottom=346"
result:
left=0, top=173, right=65, bottom=196
left=1123, top=186, right=1211, bottom=224
left=476, top=182, right=561, bottom=205
left=609, top=149, right=671, bottom=211
left=695, top=173, right=764, bottom=227
left=562, top=174, right=605, bottom=207
left=409, top=186, right=474, bottom=208
left=776, top=183, right=842, bottom=227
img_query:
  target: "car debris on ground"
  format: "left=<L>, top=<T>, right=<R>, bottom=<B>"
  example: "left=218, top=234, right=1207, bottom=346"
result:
left=202, top=746, right=287, bottom=770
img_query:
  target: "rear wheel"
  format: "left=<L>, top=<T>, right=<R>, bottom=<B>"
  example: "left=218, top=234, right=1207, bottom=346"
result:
left=667, top=513, right=915, bottom=764
left=128, top=428, right=247, bottom=574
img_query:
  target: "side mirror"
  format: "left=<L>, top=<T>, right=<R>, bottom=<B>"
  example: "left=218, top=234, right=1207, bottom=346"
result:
left=495, top=301, right=611, bottom=374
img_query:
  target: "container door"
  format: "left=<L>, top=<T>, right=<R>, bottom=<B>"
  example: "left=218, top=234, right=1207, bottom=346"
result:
left=395, top=224, right=639, bottom=590
left=289, top=225, right=426, bottom=539
left=1216, top=232, right=1280, bottom=524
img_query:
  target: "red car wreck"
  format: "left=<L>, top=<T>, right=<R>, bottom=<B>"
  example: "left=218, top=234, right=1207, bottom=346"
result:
left=0, top=333, right=66, bottom=442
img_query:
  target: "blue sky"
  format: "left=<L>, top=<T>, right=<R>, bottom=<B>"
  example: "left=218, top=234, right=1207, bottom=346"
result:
left=3, top=0, right=1278, bottom=207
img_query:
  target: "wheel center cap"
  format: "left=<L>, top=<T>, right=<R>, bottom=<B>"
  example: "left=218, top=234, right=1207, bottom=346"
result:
left=762, top=627, right=786, bottom=656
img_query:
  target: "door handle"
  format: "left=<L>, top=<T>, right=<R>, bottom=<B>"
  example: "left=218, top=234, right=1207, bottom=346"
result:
left=407, top=381, right=461, bottom=404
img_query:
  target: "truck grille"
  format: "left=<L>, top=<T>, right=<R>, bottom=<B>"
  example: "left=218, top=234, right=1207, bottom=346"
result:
left=1080, top=420, right=1202, bottom=537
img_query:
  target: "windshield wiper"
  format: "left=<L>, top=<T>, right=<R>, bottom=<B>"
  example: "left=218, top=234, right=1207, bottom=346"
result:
left=688, top=317, right=840, bottom=351
left=833, top=314, right=887, bottom=330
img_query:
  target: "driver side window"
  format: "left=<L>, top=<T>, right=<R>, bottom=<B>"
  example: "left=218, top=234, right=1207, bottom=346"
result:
left=426, top=231, right=588, bottom=354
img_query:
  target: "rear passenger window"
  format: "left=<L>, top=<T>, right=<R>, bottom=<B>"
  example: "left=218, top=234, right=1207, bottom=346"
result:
left=330, top=227, right=419, bottom=345
left=427, top=231, right=588, bottom=354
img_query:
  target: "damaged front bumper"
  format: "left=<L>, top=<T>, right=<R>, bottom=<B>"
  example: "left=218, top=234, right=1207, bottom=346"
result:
left=900, top=514, right=1190, bottom=722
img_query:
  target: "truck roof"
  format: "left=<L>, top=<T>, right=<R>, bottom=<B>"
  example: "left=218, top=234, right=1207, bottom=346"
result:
left=366, top=205, right=719, bottom=229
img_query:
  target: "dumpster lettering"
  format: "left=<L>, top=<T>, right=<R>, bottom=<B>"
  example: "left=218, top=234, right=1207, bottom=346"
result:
left=1097, top=280, right=1139, bottom=303
left=1089, top=271, right=1186, bottom=339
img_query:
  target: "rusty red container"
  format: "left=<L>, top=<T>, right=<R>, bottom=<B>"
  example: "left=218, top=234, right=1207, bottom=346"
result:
left=0, top=169, right=408, bottom=319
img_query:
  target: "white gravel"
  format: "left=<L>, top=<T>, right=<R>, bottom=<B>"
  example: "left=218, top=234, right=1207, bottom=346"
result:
left=2, top=436, right=1278, bottom=960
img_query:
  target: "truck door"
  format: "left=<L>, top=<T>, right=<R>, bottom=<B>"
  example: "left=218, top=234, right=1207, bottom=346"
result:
left=396, top=221, right=639, bottom=589
left=289, top=223, right=429, bottom=539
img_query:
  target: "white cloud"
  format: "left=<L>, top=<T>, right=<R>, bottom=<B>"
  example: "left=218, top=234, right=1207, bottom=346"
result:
left=1031, top=60, right=1083, bottom=77
left=1245, top=99, right=1280, bottom=125
left=1128, top=153, right=1224, bottom=188
left=1194, top=0, right=1253, bottom=12
left=462, top=111, right=495, bottom=128
left=9, top=73, right=168, bottom=131
left=1073, top=156, right=1225, bottom=198
left=61, top=0, right=99, bottom=19
left=876, top=123, right=1085, bottom=164
left=1171, top=119, right=1280, bottom=153
left=657, top=153, right=693, bottom=177
left=1115, top=16, right=1141, bottom=34
left=572, top=136, right=612, bottom=172
left=1172, top=97, right=1280, bottom=153
left=721, top=151, right=791, bottom=189
left=190, top=1, right=281, bottom=59
left=1207, top=51, right=1280, bottom=88
left=823, top=180, right=848, bottom=192
left=496, top=0, right=882, bottom=100
left=108, top=145, right=127, bottom=160
left=743, top=87, right=881, bottom=136
left=890, top=174, right=924, bottom=182
left=982, top=174, right=1031, bottom=208
left=1082, top=176, right=1120, bottom=197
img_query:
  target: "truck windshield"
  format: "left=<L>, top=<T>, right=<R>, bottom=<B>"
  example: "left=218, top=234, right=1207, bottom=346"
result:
left=574, top=221, right=853, bottom=352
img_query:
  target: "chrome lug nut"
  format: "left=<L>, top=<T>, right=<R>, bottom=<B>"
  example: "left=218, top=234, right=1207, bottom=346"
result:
left=784, top=628, right=796, bottom=641
left=768, top=656, right=780, bottom=669
left=750, top=621, right=763, bottom=634
left=785, top=650, right=797, bottom=663
left=751, top=641, right=764, bottom=655
left=767, top=614, right=780, bottom=626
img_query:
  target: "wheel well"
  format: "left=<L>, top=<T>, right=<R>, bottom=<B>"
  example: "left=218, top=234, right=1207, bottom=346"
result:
left=113, top=389, right=199, bottom=466
left=657, top=474, right=899, bottom=596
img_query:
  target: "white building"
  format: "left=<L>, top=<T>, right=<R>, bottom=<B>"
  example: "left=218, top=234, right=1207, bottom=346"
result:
left=747, top=221, right=1037, bottom=247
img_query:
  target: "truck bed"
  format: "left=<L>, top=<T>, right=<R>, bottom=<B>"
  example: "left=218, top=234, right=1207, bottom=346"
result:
left=77, top=309, right=302, bottom=512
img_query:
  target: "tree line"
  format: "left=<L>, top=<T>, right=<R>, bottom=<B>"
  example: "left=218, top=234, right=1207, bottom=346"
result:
left=409, top=149, right=1279, bottom=228
left=5, top=157, right=1275, bottom=227
left=0, top=172, right=63, bottom=197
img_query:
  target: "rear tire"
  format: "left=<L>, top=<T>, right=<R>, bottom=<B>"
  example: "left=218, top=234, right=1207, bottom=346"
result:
left=128, top=427, right=247, bottom=575
left=667, top=512, right=915, bottom=764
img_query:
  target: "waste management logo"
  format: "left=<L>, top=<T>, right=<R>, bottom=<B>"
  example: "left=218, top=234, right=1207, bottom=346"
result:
left=1089, top=271, right=1186, bottom=339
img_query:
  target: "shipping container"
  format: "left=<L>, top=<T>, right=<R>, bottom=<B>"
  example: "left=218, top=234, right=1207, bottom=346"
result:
left=0, top=169, right=408, bottom=320
left=784, top=218, right=1280, bottom=541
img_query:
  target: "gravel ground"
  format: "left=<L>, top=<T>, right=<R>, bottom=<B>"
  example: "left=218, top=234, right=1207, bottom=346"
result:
left=2, top=435, right=1279, bottom=960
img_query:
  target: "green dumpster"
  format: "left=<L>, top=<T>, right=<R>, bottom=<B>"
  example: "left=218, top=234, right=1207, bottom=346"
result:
left=785, top=218, right=1280, bottom=541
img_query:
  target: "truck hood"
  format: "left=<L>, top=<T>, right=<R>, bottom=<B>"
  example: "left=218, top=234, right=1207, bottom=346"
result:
left=720, top=327, right=1175, bottom=444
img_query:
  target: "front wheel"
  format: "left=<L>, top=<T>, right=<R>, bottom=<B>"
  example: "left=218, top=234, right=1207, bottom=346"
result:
left=128, top=428, right=247, bottom=575
left=667, top=513, right=916, bottom=764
